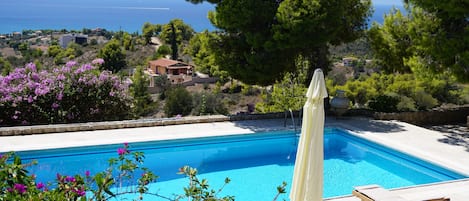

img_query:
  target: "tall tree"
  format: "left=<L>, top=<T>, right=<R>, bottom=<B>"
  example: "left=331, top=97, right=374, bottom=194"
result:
left=185, top=30, right=229, bottom=80
left=160, top=19, right=195, bottom=60
left=405, top=0, right=469, bottom=81
left=98, top=39, right=126, bottom=72
left=369, top=2, right=469, bottom=81
left=131, top=65, right=156, bottom=116
left=275, top=0, right=371, bottom=82
left=187, top=0, right=371, bottom=86
left=142, top=22, right=159, bottom=45
left=368, top=9, right=413, bottom=74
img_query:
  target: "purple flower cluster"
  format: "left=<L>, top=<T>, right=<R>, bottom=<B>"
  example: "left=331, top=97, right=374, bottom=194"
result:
left=0, top=60, right=132, bottom=125
left=55, top=173, right=86, bottom=197
left=7, top=183, right=27, bottom=194
left=117, top=143, right=130, bottom=156
left=92, top=58, right=105, bottom=65
left=36, top=182, right=45, bottom=190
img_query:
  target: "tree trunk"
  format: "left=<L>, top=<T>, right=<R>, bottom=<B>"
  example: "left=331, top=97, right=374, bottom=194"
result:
left=304, top=44, right=330, bottom=85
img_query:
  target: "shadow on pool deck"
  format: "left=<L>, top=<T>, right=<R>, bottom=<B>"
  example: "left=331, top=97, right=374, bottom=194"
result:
left=231, top=118, right=299, bottom=132
left=428, top=124, right=469, bottom=152
left=230, top=117, right=410, bottom=134
left=326, top=117, right=407, bottom=133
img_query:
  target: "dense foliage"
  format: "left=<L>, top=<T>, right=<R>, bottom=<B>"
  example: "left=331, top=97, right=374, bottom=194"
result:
left=188, top=0, right=372, bottom=86
left=0, top=61, right=132, bottom=126
left=329, top=73, right=465, bottom=112
left=164, top=87, right=193, bottom=117
left=97, top=39, right=127, bottom=73
left=159, top=19, right=195, bottom=60
left=185, top=30, right=229, bottom=82
left=369, top=2, right=469, bottom=81
left=256, top=58, right=309, bottom=112
left=131, top=66, right=158, bottom=117
left=191, top=92, right=228, bottom=115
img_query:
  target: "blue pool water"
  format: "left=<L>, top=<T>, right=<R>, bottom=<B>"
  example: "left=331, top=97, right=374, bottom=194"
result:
left=14, top=128, right=466, bottom=200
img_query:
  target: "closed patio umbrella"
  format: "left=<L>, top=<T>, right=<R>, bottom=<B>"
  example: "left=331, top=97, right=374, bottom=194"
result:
left=290, top=68, right=328, bottom=201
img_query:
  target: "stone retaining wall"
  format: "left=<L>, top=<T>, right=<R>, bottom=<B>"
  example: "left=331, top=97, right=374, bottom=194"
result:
left=0, top=115, right=229, bottom=136
left=374, top=106, right=469, bottom=126
left=0, top=112, right=298, bottom=136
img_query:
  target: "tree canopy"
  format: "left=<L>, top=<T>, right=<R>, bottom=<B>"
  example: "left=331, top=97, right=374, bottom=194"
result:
left=97, top=39, right=126, bottom=72
left=185, top=30, right=229, bottom=80
left=142, top=22, right=162, bottom=45
left=187, top=0, right=371, bottom=85
left=369, top=1, right=469, bottom=81
left=159, top=19, right=195, bottom=60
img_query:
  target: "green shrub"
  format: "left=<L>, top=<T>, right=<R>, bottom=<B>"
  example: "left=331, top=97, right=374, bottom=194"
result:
left=413, top=90, right=438, bottom=110
left=192, top=92, right=228, bottom=115
left=462, top=85, right=469, bottom=104
left=256, top=72, right=306, bottom=113
left=131, top=66, right=158, bottom=117
left=241, top=84, right=259, bottom=96
left=420, top=76, right=463, bottom=104
left=397, top=96, right=417, bottom=112
left=332, top=73, right=465, bottom=111
left=164, top=86, right=193, bottom=117
left=368, top=94, right=399, bottom=112
left=339, top=78, right=377, bottom=107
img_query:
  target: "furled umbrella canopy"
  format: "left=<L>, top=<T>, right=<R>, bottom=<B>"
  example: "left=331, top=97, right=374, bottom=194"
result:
left=290, top=68, right=328, bottom=201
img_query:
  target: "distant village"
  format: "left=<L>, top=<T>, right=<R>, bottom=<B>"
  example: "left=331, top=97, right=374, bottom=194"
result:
left=0, top=29, right=221, bottom=91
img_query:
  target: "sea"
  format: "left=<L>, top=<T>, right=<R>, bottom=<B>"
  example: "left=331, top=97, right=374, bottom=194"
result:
left=0, top=0, right=404, bottom=34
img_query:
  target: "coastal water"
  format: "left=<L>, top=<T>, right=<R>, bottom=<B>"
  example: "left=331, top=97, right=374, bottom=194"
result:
left=0, top=0, right=403, bottom=34
left=0, top=0, right=215, bottom=33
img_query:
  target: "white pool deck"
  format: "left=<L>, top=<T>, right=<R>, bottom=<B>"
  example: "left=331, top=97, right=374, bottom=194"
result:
left=1, top=117, right=469, bottom=200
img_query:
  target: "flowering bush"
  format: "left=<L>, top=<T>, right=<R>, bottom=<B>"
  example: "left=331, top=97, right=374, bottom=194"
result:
left=0, top=61, right=132, bottom=126
left=0, top=144, right=157, bottom=201
left=1, top=144, right=288, bottom=201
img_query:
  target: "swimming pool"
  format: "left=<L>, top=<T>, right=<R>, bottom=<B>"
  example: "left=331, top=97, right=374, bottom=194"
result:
left=15, top=128, right=466, bottom=200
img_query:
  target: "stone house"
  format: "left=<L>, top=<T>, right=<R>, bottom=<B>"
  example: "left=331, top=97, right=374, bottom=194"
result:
left=146, top=58, right=194, bottom=86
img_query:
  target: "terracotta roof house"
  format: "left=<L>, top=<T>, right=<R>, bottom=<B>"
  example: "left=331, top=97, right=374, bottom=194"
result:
left=147, top=58, right=194, bottom=85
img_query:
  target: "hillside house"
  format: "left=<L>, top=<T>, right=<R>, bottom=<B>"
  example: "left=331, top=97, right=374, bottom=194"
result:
left=147, top=58, right=194, bottom=86
left=59, top=34, right=88, bottom=48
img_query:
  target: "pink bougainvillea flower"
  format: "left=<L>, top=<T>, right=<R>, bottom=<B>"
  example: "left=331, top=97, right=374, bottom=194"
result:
left=56, top=92, right=63, bottom=101
left=65, top=176, right=76, bottom=183
left=36, top=182, right=45, bottom=190
left=117, top=148, right=127, bottom=156
left=27, top=95, right=34, bottom=103
left=92, top=58, right=104, bottom=65
left=123, top=142, right=128, bottom=147
left=73, top=187, right=86, bottom=196
left=14, top=183, right=27, bottom=194
left=85, top=170, right=90, bottom=177
left=56, top=73, right=66, bottom=81
left=66, top=61, right=77, bottom=68
left=25, top=62, right=37, bottom=72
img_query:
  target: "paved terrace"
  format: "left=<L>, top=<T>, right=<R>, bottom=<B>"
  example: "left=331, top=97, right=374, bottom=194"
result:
left=1, top=117, right=468, bottom=200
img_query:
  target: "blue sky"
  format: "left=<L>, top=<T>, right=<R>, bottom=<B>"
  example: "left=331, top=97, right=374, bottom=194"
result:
left=373, top=0, right=404, bottom=6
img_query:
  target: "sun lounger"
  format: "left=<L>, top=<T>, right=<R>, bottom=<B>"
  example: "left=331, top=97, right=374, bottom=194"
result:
left=352, top=185, right=450, bottom=201
left=353, top=185, right=408, bottom=201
